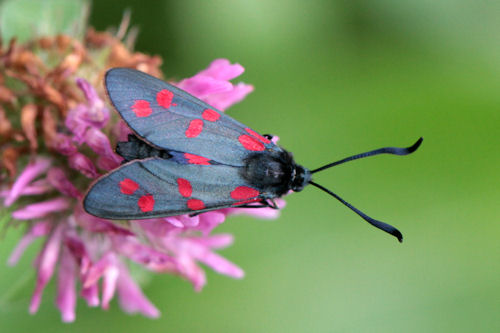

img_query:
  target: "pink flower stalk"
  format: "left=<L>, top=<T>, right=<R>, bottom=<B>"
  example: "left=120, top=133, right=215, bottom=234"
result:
left=2, top=59, right=284, bottom=322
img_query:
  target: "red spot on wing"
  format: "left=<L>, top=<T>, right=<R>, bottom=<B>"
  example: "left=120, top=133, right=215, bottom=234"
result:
left=177, top=178, right=192, bottom=198
left=202, top=109, right=221, bottom=122
left=156, top=89, right=174, bottom=108
left=246, top=128, right=271, bottom=144
left=231, top=186, right=260, bottom=200
left=238, top=135, right=265, bottom=151
left=187, top=199, right=205, bottom=210
left=119, top=178, right=139, bottom=195
left=184, top=153, right=210, bottom=165
left=185, top=119, right=204, bottom=138
left=138, top=194, right=155, bottom=212
left=131, top=100, right=152, bottom=117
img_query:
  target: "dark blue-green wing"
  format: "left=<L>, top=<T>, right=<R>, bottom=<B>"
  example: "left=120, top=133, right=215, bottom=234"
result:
left=83, top=158, right=266, bottom=220
left=105, top=68, right=278, bottom=166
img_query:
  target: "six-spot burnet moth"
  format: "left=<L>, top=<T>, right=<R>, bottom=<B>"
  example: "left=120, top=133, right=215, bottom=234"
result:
left=83, top=68, right=422, bottom=242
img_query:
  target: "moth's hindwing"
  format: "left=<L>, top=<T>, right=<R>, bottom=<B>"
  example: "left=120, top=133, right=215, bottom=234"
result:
left=83, top=158, right=266, bottom=219
left=106, top=68, right=278, bottom=166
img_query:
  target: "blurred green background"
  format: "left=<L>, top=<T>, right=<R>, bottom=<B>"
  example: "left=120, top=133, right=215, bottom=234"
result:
left=1, top=0, right=499, bottom=332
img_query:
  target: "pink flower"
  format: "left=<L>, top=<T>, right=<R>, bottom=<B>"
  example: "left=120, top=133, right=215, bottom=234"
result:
left=2, top=59, right=284, bottom=322
left=178, top=59, right=254, bottom=111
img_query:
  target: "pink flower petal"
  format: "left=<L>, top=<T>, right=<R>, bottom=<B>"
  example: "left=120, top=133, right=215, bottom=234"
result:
left=76, top=78, right=101, bottom=108
left=176, top=59, right=253, bottom=111
left=56, top=247, right=77, bottom=322
left=29, top=223, right=64, bottom=314
left=177, top=76, right=233, bottom=98
left=0, top=179, right=52, bottom=198
left=64, top=234, right=92, bottom=275
left=8, top=219, right=52, bottom=265
left=111, top=235, right=177, bottom=272
left=113, top=120, right=132, bottom=142
left=64, top=231, right=100, bottom=307
left=47, top=168, right=81, bottom=198
left=83, top=252, right=115, bottom=288
left=176, top=255, right=206, bottom=291
left=81, top=283, right=99, bottom=307
left=204, top=82, right=254, bottom=111
left=77, top=249, right=114, bottom=308
left=74, top=206, right=134, bottom=236
left=84, top=128, right=110, bottom=155
left=116, top=263, right=160, bottom=318
left=4, top=158, right=51, bottom=206
left=101, top=254, right=119, bottom=310
left=97, top=155, right=121, bottom=171
left=197, top=59, right=245, bottom=81
left=189, top=234, right=234, bottom=249
left=164, top=217, right=184, bottom=228
left=200, top=252, right=244, bottom=279
left=75, top=78, right=110, bottom=128
left=84, top=128, right=122, bottom=170
left=53, top=134, right=78, bottom=156
left=12, top=197, right=71, bottom=220
left=184, top=240, right=243, bottom=279
left=68, top=153, right=98, bottom=178
left=195, top=211, right=226, bottom=235
left=137, top=218, right=182, bottom=235
left=65, top=105, right=90, bottom=144
left=178, top=214, right=199, bottom=228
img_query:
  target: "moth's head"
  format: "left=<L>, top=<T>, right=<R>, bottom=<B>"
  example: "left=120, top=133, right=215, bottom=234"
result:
left=290, top=164, right=311, bottom=192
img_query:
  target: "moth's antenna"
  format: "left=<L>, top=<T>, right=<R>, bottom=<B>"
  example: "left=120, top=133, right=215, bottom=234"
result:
left=311, top=137, right=423, bottom=174
left=308, top=137, right=423, bottom=242
left=309, top=181, right=403, bottom=242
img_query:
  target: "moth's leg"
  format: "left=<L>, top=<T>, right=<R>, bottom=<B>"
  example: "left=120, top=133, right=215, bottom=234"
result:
left=234, top=203, right=270, bottom=209
left=236, top=199, right=279, bottom=209
left=189, top=203, right=267, bottom=217
left=266, top=199, right=279, bottom=209
left=262, top=134, right=274, bottom=141
left=189, top=200, right=279, bottom=217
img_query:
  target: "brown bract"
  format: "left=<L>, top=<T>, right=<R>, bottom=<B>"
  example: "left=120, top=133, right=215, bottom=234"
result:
left=21, top=104, right=38, bottom=152
left=1, top=146, right=20, bottom=180
left=0, top=25, right=163, bottom=181
left=0, top=106, right=12, bottom=137
left=41, top=106, right=57, bottom=147
left=0, top=86, right=15, bottom=104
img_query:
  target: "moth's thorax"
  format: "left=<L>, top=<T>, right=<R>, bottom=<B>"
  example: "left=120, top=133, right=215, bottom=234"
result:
left=241, top=151, right=310, bottom=197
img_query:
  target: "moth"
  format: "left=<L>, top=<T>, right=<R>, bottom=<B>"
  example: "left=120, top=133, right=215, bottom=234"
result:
left=83, top=68, right=422, bottom=242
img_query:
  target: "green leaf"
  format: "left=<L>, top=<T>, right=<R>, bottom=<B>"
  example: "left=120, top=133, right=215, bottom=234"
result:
left=0, top=0, right=89, bottom=43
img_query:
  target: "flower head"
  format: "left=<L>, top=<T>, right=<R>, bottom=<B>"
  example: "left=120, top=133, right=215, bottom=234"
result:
left=0, top=24, right=283, bottom=322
